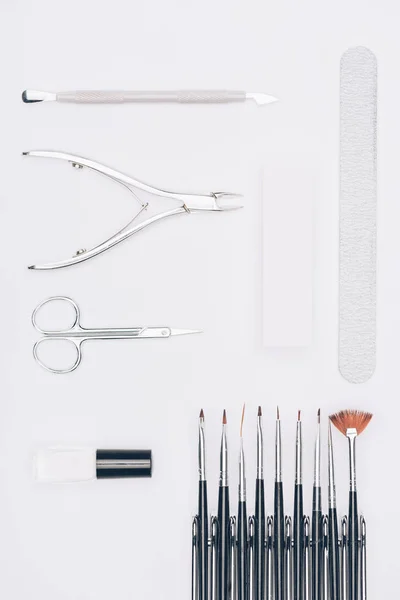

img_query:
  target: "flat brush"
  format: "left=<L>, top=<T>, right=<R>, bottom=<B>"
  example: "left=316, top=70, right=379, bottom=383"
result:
left=311, top=410, right=322, bottom=600
left=327, top=420, right=340, bottom=600
left=255, top=406, right=266, bottom=600
left=274, top=407, right=285, bottom=600
left=198, top=409, right=209, bottom=600
left=237, top=404, right=248, bottom=600
left=217, top=410, right=230, bottom=600
left=330, top=410, right=373, bottom=600
left=293, top=411, right=304, bottom=600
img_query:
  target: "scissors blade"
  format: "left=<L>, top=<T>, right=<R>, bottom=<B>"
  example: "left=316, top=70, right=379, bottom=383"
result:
left=169, top=328, right=203, bottom=336
left=138, top=327, right=202, bottom=338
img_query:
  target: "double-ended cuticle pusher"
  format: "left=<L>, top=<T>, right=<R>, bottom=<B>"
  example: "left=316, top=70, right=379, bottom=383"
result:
left=22, top=89, right=278, bottom=106
left=23, top=150, right=243, bottom=270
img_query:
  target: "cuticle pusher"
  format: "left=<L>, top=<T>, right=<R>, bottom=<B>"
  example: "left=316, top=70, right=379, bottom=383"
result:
left=22, top=89, right=278, bottom=106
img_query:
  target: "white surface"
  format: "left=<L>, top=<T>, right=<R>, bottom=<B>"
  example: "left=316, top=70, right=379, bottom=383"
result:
left=35, top=448, right=96, bottom=483
left=0, top=1, right=399, bottom=599
left=262, top=164, right=314, bottom=347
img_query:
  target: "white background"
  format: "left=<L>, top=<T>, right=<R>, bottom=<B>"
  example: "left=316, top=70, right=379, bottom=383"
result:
left=0, top=0, right=398, bottom=598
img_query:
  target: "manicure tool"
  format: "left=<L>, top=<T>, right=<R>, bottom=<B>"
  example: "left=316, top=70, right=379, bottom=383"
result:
left=304, top=517, right=311, bottom=600
left=210, top=516, right=218, bottom=600
left=23, top=150, right=243, bottom=270
left=192, top=517, right=200, bottom=600
left=293, top=411, right=304, bottom=600
left=266, top=517, right=273, bottom=600
left=322, top=516, right=329, bottom=600
left=285, top=516, right=293, bottom=600
left=311, top=410, right=322, bottom=600
left=360, top=516, right=367, bottom=600
left=255, top=406, right=265, bottom=600
left=274, top=407, right=285, bottom=600
left=341, top=516, right=348, bottom=600
left=339, top=47, right=377, bottom=383
left=35, top=448, right=152, bottom=482
left=327, top=421, right=340, bottom=600
left=217, top=410, right=230, bottom=600
left=229, top=517, right=237, bottom=600
left=198, top=409, right=209, bottom=600
left=248, top=516, right=255, bottom=600
left=330, top=410, right=373, bottom=600
left=237, top=405, right=248, bottom=600
left=32, top=296, right=201, bottom=374
left=22, top=89, right=278, bottom=106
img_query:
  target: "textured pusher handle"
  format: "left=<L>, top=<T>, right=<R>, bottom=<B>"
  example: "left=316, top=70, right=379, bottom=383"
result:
left=56, top=90, right=246, bottom=103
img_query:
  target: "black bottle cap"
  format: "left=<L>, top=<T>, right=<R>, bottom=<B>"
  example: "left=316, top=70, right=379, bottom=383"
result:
left=96, top=449, right=152, bottom=479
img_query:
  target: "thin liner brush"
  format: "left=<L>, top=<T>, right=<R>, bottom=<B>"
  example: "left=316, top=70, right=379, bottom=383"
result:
left=255, top=406, right=266, bottom=600
left=327, top=420, right=340, bottom=600
left=274, top=406, right=285, bottom=600
left=330, top=410, right=373, bottom=600
left=198, top=409, right=209, bottom=600
left=311, top=409, right=322, bottom=600
left=293, top=410, right=304, bottom=600
left=217, top=410, right=230, bottom=600
left=238, top=404, right=248, bottom=600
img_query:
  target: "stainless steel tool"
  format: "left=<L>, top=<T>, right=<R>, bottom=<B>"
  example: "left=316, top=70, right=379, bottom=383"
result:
left=32, top=296, right=201, bottom=374
left=22, top=89, right=278, bottom=106
left=23, top=150, right=243, bottom=270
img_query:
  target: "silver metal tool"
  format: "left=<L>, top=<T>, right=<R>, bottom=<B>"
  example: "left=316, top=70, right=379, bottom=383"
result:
left=285, top=516, right=293, bottom=600
left=266, top=516, right=274, bottom=600
left=192, top=517, right=199, bottom=600
left=22, top=89, right=278, bottom=106
left=23, top=150, right=243, bottom=270
left=32, top=296, right=201, bottom=374
left=360, top=517, right=367, bottom=600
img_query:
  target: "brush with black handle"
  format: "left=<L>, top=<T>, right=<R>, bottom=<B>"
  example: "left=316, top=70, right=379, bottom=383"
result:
left=293, top=411, right=304, bottom=600
left=274, top=407, right=285, bottom=600
left=198, top=409, right=209, bottom=600
left=330, top=410, right=373, bottom=600
left=255, top=406, right=266, bottom=600
left=327, top=420, right=340, bottom=600
left=218, top=409, right=230, bottom=600
left=311, top=409, right=323, bottom=600
left=237, top=405, right=248, bottom=600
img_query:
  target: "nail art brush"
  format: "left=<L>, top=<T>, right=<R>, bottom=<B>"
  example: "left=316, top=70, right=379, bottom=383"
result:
left=255, top=406, right=266, bottom=600
left=330, top=410, right=373, bottom=600
left=218, top=409, right=230, bottom=600
left=198, top=409, right=209, bottom=600
left=274, top=406, right=285, bottom=600
left=293, top=411, right=304, bottom=600
left=311, top=410, right=322, bottom=600
left=327, top=420, right=340, bottom=600
left=237, top=405, right=248, bottom=600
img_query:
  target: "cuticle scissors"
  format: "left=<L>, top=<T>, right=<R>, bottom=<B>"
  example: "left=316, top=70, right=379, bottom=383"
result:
left=32, top=296, right=202, bottom=374
left=23, top=151, right=243, bottom=270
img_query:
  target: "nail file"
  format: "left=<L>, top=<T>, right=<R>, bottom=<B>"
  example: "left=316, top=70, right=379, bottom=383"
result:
left=339, top=47, right=377, bottom=384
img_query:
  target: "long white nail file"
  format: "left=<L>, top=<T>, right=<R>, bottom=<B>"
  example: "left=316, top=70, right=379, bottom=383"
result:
left=339, top=47, right=377, bottom=383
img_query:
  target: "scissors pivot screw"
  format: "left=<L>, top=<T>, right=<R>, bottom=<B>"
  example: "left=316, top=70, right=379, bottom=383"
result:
left=75, top=248, right=87, bottom=256
left=72, top=162, right=83, bottom=169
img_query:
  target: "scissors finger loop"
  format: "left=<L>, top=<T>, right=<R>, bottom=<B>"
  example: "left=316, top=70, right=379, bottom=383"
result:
left=32, top=296, right=81, bottom=334
left=33, top=337, right=83, bottom=374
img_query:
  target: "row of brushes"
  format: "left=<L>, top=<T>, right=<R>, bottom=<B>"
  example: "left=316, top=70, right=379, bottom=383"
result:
left=194, top=407, right=372, bottom=600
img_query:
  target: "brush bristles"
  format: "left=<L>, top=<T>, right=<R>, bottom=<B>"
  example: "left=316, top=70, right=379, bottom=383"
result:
left=329, top=410, right=373, bottom=436
left=240, top=404, right=246, bottom=437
